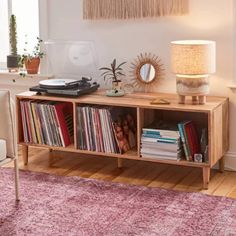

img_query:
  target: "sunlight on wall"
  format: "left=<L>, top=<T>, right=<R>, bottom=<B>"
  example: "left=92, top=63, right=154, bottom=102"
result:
left=12, top=0, right=39, bottom=54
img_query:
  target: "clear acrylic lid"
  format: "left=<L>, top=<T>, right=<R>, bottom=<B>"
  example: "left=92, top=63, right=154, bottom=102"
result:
left=44, top=40, right=98, bottom=79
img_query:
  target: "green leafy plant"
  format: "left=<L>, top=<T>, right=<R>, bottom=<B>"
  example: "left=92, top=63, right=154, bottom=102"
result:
left=9, top=14, right=17, bottom=55
left=100, top=59, right=126, bottom=83
left=20, top=36, right=45, bottom=65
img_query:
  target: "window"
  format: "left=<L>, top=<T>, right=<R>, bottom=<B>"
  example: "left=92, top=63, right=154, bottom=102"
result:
left=0, top=0, right=39, bottom=68
left=0, top=0, right=9, bottom=68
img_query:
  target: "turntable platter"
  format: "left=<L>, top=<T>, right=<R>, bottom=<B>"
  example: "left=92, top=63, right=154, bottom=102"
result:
left=39, top=79, right=80, bottom=89
left=39, top=79, right=77, bottom=87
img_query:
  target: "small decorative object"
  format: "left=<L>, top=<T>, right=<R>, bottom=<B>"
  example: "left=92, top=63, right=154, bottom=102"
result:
left=171, top=40, right=216, bottom=104
left=150, top=98, right=170, bottom=105
left=113, top=113, right=137, bottom=153
left=83, top=0, right=189, bottom=19
left=200, top=128, right=208, bottom=162
left=100, top=59, right=126, bottom=97
left=115, top=125, right=130, bottom=153
left=204, top=146, right=209, bottom=163
left=125, top=114, right=136, bottom=148
left=20, top=36, right=45, bottom=74
left=106, top=90, right=125, bottom=97
left=7, top=15, right=20, bottom=72
left=130, top=53, right=164, bottom=92
left=194, top=153, right=203, bottom=163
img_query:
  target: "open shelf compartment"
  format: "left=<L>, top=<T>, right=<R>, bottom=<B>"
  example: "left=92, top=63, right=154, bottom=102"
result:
left=16, top=98, right=75, bottom=149
left=75, top=103, right=138, bottom=157
left=138, top=108, right=209, bottom=165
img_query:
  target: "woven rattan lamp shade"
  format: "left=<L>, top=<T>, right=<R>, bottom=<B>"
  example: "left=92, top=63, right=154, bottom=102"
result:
left=171, top=40, right=216, bottom=75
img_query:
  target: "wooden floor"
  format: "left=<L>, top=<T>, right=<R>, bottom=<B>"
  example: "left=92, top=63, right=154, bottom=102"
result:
left=5, top=146, right=236, bottom=199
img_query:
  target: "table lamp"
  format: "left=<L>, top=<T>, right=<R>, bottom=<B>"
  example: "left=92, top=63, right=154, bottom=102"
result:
left=171, top=40, right=216, bottom=104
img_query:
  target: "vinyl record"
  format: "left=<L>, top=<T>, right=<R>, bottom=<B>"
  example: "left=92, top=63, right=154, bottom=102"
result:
left=39, top=79, right=78, bottom=88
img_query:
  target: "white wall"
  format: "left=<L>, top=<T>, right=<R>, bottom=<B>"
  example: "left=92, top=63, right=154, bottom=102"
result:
left=40, top=0, right=236, bottom=168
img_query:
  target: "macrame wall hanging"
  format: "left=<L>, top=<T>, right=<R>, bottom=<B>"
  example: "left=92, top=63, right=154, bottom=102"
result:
left=83, top=0, right=189, bottom=20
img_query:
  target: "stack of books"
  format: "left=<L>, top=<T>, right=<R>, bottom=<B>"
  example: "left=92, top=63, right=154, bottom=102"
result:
left=77, top=106, right=120, bottom=153
left=141, top=121, right=182, bottom=161
left=178, top=121, right=200, bottom=161
left=20, top=100, right=73, bottom=147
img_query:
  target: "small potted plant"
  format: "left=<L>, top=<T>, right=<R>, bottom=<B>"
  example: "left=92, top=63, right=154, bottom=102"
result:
left=100, top=59, right=126, bottom=96
left=7, top=15, right=20, bottom=72
left=21, top=36, right=45, bottom=74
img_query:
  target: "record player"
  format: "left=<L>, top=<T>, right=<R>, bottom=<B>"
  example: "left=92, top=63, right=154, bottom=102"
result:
left=30, top=40, right=100, bottom=97
left=30, top=77, right=100, bottom=97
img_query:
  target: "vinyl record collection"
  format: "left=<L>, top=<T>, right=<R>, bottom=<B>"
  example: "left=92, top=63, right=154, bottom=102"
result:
left=77, top=106, right=120, bottom=153
left=20, top=100, right=73, bottom=147
left=77, top=106, right=137, bottom=154
left=20, top=98, right=204, bottom=161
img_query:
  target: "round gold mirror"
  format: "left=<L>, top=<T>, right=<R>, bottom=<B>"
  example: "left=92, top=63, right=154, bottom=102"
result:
left=130, top=53, right=164, bottom=91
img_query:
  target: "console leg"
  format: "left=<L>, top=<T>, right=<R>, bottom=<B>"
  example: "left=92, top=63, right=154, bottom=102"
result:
left=202, top=167, right=210, bottom=189
left=178, top=95, right=185, bottom=104
left=192, top=96, right=198, bottom=105
left=199, top=96, right=206, bottom=105
left=117, top=158, right=123, bottom=168
left=22, top=145, right=28, bottom=165
left=219, top=156, right=225, bottom=173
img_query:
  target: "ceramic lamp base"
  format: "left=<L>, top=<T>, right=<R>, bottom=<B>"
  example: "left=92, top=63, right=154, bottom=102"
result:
left=176, top=75, right=209, bottom=105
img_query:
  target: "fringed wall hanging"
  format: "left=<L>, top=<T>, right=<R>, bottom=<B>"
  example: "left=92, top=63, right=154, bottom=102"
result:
left=83, top=0, right=189, bottom=20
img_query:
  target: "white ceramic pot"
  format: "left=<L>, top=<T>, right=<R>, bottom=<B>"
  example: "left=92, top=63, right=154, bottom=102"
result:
left=112, top=80, right=122, bottom=91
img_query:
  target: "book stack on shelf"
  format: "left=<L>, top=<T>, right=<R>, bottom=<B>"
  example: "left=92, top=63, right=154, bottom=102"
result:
left=178, top=121, right=201, bottom=162
left=20, top=100, right=73, bottom=147
left=141, top=121, right=182, bottom=161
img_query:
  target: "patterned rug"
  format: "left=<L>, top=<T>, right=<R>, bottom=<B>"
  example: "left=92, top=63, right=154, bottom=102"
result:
left=0, top=168, right=236, bottom=236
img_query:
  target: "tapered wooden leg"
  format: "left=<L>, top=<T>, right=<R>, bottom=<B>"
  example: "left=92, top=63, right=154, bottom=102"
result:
left=22, top=145, right=28, bottom=165
left=192, top=96, right=198, bottom=105
left=219, top=156, right=225, bottom=173
left=117, top=158, right=123, bottom=168
left=199, top=96, right=206, bottom=105
left=14, top=158, right=20, bottom=201
left=202, top=167, right=210, bottom=189
left=178, top=95, right=185, bottom=104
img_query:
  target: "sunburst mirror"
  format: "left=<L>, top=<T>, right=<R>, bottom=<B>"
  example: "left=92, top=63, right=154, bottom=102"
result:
left=130, top=53, right=164, bottom=92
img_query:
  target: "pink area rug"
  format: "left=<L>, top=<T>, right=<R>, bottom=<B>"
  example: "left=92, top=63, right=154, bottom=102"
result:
left=0, top=168, right=236, bottom=236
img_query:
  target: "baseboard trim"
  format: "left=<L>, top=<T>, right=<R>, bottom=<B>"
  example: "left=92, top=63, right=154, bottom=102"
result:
left=224, top=152, right=236, bottom=171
